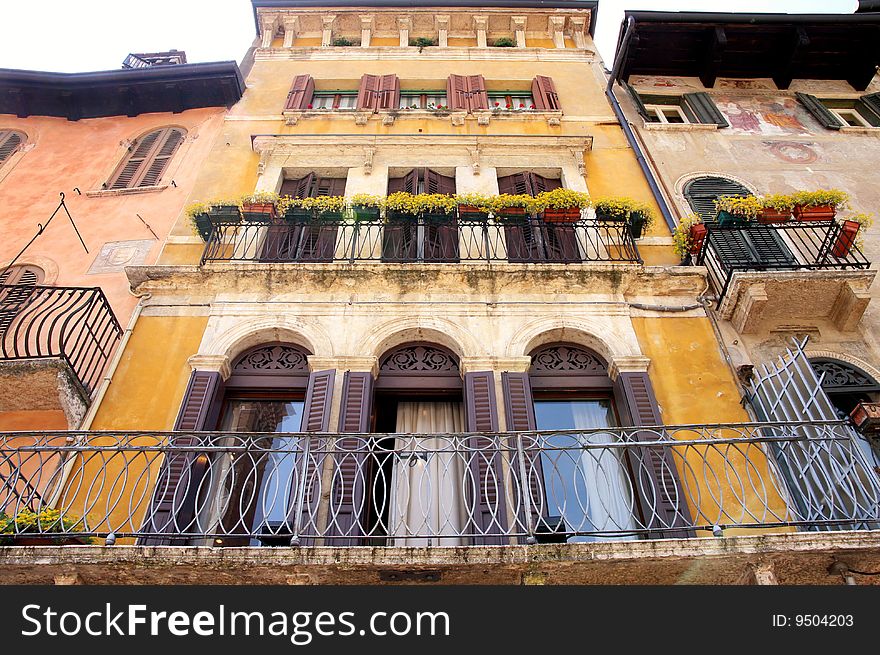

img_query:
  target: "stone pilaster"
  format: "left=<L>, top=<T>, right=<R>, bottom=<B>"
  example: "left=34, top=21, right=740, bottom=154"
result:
left=435, top=15, right=450, bottom=47
left=511, top=16, right=527, bottom=48
left=548, top=16, right=566, bottom=49
left=282, top=16, right=299, bottom=48
left=321, top=15, right=336, bottom=47
left=360, top=14, right=374, bottom=48
left=569, top=16, right=587, bottom=48
left=398, top=16, right=412, bottom=47
left=473, top=15, right=489, bottom=48
left=260, top=16, right=277, bottom=48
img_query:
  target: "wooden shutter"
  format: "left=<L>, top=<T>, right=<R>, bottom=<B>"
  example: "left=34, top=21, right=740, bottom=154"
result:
left=502, top=372, right=546, bottom=542
left=260, top=224, right=300, bottom=261
left=423, top=220, right=460, bottom=262
left=402, top=168, right=419, bottom=194
left=0, top=265, right=43, bottom=338
left=281, top=172, right=316, bottom=199
left=447, top=74, right=470, bottom=111
left=382, top=222, right=418, bottom=261
left=357, top=74, right=381, bottom=111
left=464, top=371, right=506, bottom=544
left=377, top=74, right=400, bottom=110
left=542, top=224, right=581, bottom=263
left=424, top=169, right=456, bottom=195
left=285, top=74, right=315, bottom=110
left=497, top=172, right=532, bottom=195
left=682, top=92, right=729, bottom=127
left=795, top=92, right=843, bottom=130
left=625, top=82, right=649, bottom=119
left=684, top=177, right=751, bottom=223
left=614, top=371, right=692, bottom=537
left=296, top=224, right=338, bottom=262
left=860, top=92, right=880, bottom=124
left=530, top=173, right=562, bottom=194
left=302, top=369, right=335, bottom=432
left=744, top=227, right=797, bottom=268
left=141, top=370, right=222, bottom=545
left=108, top=127, right=185, bottom=189
left=313, top=176, right=346, bottom=197
left=467, top=75, right=489, bottom=110
left=504, top=220, right=542, bottom=262
left=532, top=76, right=561, bottom=111
left=327, top=371, right=373, bottom=545
left=706, top=229, right=756, bottom=270
left=0, top=130, right=25, bottom=165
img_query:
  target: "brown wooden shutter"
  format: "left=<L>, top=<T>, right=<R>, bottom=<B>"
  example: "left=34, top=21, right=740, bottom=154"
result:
left=532, top=75, right=561, bottom=111
left=613, top=371, right=693, bottom=538
left=0, top=130, right=25, bottom=165
left=447, top=74, right=469, bottom=111
left=501, top=372, right=546, bottom=542
left=281, top=172, right=316, bottom=199
left=314, top=176, right=346, bottom=197
left=497, top=172, right=532, bottom=196
left=302, top=369, right=335, bottom=432
left=356, top=74, right=381, bottom=111
left=285, top=74, right=315, bottom=110
left=467, top=75, right=489, bottom=110
left=530, top=173, right=562, bottom=194
left=504, top=221, right=541, bottom=262
left=625, top=82, right=649, bottom=119
left=377, top=74, right=400, bottom=110
left=387, top=177, right=405, bottom=194
left=326, top=371, right=373, bottom=545
left=140, top=370, right=222, bottom=545
left=542, top=224, right=581, bottom=263
left=464, top=371, right=507, bottom=544
left=423, top=221, right=460, bottom=262
left=108, top=127, right=185, bottom=190
left=424, top=169, right=456, bottom=195
left=381, top=222, right=418, bottom=261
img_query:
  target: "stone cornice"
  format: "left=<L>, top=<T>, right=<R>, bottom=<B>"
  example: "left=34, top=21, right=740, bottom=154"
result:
left=254, top=46, right=594, bottom=62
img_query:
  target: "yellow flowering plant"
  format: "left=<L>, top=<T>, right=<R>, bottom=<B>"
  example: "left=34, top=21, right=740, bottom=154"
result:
left=672, top=213, right=704, bottom=259
left=385, top=192, right=457, bottom=216
left=714, top=195, right=762, bottom=219
left=0, top=508, right=92, bottom=544
left=489, top=194, right=539, bottom=217
left=534, top=188, right=592, bottom=211
left=239, top=190, right=281, bottom=208
left=300, top=195, right=347, bottom=213
left=349, top=193, right=385, bottom=210
left=759, top=193, right=795, bottom=212
left=791, top=189, right=849, bottom=209
left=843, top=212, right=874, bottom=250
left=455, top=193, right=495, bottom=213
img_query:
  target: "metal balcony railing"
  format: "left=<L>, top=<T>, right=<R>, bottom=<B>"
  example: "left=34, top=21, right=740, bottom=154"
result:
left=2, top=421, right=878, bottom=545
left=0, top=285, right=122, bottom=394
left=201, top=217, right=642, bottom=265
left=695, top=221, right=872, bottom=307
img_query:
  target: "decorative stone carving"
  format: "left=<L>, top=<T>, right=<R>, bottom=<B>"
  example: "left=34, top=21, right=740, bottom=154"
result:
left=363, top=146, right=375, bottom=175
left=382, top=113, right=395, bottom=126
left=569, top=16, right=587, bottom=48
left=548, top=16, right=566, bottom=49
left=354, top=112, right=370, bottom=125
left=360, top=14, right=374, bottom=47
left=530, top=345, right=608, bottom=374
left=473, top=15, right=489, bottom=48
left=321, top=15, right=336, bottom=47
left=435, top=15, right=450, bottom=48
left=476, top=112, right=490, bottom=126
left=547, top=115, right=562, bottom=126
left=380, top=345, right=460, bottom=373
left=257, top=149, right=271, bottom=176
left=570, top=147, right=586, bottom=175
left=451, top=113, right=466, bottom=126
left=233, top=344, right=310, bottom=373
left=260, top=17, right=277, bottom=48
left=468, top=146, right=481, bottom=175
left=511, top=16, right=527, bottom=48
left=398, top=16, right=412, bottom=48
left=282, top=17, right=299, bottom=48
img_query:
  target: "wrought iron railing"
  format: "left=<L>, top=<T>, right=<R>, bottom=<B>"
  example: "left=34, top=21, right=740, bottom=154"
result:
left=2, top=421, right=878, bottom=545
left=201, top=217, right=642, bottom=264
left=695, top=222, right=872, bottom=307
left=0, top=285, right=122, bottom=394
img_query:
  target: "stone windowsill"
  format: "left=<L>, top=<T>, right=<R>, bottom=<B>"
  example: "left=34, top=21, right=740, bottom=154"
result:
left=838, top=125, right=880, bottom=135
left=642, top=121, right=718, bottom=132
left=283, top=109, right=564, bottom=126
left=85, top=185, right=169, bottom=198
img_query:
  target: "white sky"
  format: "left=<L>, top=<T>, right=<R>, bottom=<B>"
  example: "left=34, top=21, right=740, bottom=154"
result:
left=0, top=0, right=860, bottom=73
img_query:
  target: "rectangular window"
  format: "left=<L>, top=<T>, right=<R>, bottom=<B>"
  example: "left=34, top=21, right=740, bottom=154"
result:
left=398, top=92, right=447, bottom=109
left=645, top=104, right=688, bottom=124
left=488, top=92, right=536, bottom=110
left=311, top=91, right=358, bottom=110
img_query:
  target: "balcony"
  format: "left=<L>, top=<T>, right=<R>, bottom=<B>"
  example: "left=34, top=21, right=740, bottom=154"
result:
left=694, top=222, right=875, bottom=332
left=0, top=285, right=122, bottom=426
left=201, top=217, right=641, bottom=265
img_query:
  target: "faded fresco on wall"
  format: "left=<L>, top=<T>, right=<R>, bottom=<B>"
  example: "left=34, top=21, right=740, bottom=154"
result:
left=715, top=95, right=819, bottom=136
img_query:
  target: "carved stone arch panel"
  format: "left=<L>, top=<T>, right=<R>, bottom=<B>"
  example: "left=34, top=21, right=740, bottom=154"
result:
left=231, top=342, right=312, bottom=375
left=529, top=342, right=609, bottom=377
left=379, top=343, right=461, bottom=374
left=809, top=357, right=880, bottom=394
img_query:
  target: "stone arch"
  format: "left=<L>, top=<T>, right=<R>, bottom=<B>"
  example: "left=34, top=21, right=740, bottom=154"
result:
left=355, top=316, right=479, bottom=361
left=201, top=316, right=332, bottom=365
left=806, top=349, right=880, bottom=387
left=506, top=317, right=641, bottom=368
left=673, top=171, right=759, bottom=223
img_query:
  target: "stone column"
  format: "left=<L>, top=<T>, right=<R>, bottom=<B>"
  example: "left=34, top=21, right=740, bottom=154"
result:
left=511, top=16, right=527, bottom=48
left=435, top=15, right=450, bottom=47
left=282, top=16, right=299, bottom=48
left=360, top=14, right=374, bottom=47
left=548, top=16, right=566, bottom=49
left=569, top=16, right=587, bottom=49
left=473, top=15, right=489, bottom=48
left=321, top=15, right=336, bottom=47
left=260, top=16, right=277, bottom=48
left=398, top=16, right=412, bottom=47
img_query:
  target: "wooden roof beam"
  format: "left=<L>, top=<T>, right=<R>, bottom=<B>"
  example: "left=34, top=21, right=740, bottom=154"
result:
left=699, top=26, right=726, bottom=89
left=773, top=26, right=810, bottom=90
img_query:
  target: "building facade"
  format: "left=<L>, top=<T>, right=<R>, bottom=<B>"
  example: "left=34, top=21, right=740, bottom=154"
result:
left=1, top=2, right=879, bottom=586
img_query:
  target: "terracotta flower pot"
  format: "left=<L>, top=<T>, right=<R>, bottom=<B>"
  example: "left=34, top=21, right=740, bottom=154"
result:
left=850, top=402, right=880, bottom=433
left=793, top=204, right=836, bottom=221
left=757, top=208, right=791, bottom=224
left=497, top=207, right=529, bottom=220
left=241, top=202, right=277, bottom=223
left=542, top=207, right=581, bottom=223
left=831, top=220, right=861, bottom=258
left=689, top=223, right=708, bottom=254
left=457, top=205, right=489, bottom=221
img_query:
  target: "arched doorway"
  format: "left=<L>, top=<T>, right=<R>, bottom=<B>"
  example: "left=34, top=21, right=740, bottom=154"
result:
left=810, top=358, right=880, bottom=420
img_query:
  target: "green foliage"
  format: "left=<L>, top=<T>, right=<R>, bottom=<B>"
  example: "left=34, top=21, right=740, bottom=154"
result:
left=593, top=196, right=656, bottom=229
left=492, top=37, right=516, bottom=47
left=672, top=213, right=703, bottom=259
left=332, top=37, right=355, bottom=46
left=410, top=37, right=436, bottom=48
left=791, top=188, right=849, bottom=209
left=714, top=195, right=762, bottom=218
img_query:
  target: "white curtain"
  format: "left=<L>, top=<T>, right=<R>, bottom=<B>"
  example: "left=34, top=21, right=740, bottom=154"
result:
left=388, top=402, right=466, bottom=546
left=571, top=402, right=638, bottom=537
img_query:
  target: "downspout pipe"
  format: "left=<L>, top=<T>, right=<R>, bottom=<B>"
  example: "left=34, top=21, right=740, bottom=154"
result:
left=605, top=16, right=676, bottom=232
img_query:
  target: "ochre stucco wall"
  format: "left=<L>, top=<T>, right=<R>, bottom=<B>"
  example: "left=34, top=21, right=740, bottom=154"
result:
left=0, top=410, right=68, bottom=431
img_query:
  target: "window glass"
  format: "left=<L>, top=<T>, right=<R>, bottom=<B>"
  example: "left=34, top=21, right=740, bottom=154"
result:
left=337, top=94, right=357, bottom=109
left=312, top=94, right=335, bottom=109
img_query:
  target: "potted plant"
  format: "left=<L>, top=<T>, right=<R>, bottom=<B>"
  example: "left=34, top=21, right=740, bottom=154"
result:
left=714, top=195, right=761, bottom=226
left=535, top=188, right=591, bottom=223
left=186, top=202, right=214, bottom=241
left=0, top=508, right=92, bottom=546
left=240, top=191, right=279, bottom=223
left=791, top=189, right=849, bottom=221
left=417, top=193, right=458, bottom=222
left=831, top=212, right=873, bottom=258
left=332, top=37, right=355, bottom=46
left=410, top=37, right=435, bottom=48
left=757, top=193, right=794, bottom=224
left=492, top=37, right=516, bottom=47
left=349, top=193, right=384, bottom=221
left=850, top=401, right=880, bottom=434
left=627, top=201, right=657, bottom=239
left=490, top=194, right=537, bottom=220
left=455, top=193, right=493, bottom=221
left=672, top=213, right=707, bottom=260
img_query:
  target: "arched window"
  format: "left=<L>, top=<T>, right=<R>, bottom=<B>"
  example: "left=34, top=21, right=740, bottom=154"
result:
left=684, top=176, right=751, bottom=222
left=0, top=265, right=45, bottom=336
left=810, top=358, right=880, bottom=419
left=106, top=127, right=186, bottom=190
left=0, top=130, right=26, bottom=167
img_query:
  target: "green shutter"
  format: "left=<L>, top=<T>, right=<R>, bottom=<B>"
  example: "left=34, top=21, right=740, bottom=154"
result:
left=684, top=177, right=751, bottom=223
left=795, top=92, right=843, bottom=130
left=743, top=227, right=797, bottom=268
left=682, top=92, right=729, bottom=127
left=625, top=82, right=649, bottom=119
left=708, top=229, right=756, bottom=270
left=857, top=93, right=880, bottom=126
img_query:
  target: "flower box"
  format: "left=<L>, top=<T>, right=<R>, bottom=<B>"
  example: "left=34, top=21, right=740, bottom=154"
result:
left=541, top=208, right=581, bottom=223
left=831, top=220, right=861, bottom=258
left=594, top=207, right=625, bottom=222
left=315, top=210, right=345, bottom=222
left=423, top=211, right=456, bottom=223
left=283, top=208, right=314, bottom=223
left=629, top=213, right=648, bottom=239
left=352, top=206, right=381, bottom=222
left=386, top=209, right=419, bottom=222
left=1, top=534, right=92, bottom=546
left=716, top=210, right=750, bottom=227
left=757, top=208, right=791, bottom=224
left=689, top=223, right=708, bottom=254
left=191, top=212, right=213, bottom=242
left=792, top=204, right=836, bottom=221
left=457, top=205, right=489, bottom=221
left=241, top=201, right=277, bottom=223
left=207, top=205, right=241, bottom=222
left=850, top=402, right=880, bottom=434
left=496, top=207, right=529, bottom=221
